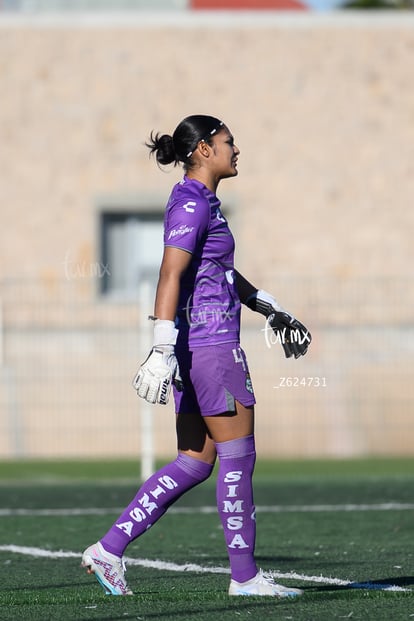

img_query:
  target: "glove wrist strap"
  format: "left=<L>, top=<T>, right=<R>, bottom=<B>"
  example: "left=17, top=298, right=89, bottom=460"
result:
left=153, top=319, right=178, bottom=347
left=245, top=289, right=283, bottom=317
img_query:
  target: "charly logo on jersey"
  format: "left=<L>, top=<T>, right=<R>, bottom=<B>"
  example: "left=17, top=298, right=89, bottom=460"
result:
left=168, top=224, right=194, bottom=240
left=182, top=201, right=196, bottom=213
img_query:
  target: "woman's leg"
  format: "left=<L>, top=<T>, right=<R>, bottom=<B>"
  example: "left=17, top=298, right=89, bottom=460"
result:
left=203, top=401, right=257, bottom=583
left=99, top=456, right=213, bottom=558
left=82, top=411, right=215, bottom=595
left=100, top=413, right=215, bottom=558
left=204, top=401, right=303, bottom=598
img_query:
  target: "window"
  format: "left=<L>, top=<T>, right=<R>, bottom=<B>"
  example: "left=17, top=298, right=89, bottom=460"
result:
left=99, top=211, right=164, bottom=300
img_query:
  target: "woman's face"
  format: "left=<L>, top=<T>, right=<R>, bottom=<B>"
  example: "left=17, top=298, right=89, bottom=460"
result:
left=208, top=127, right=240, bottom=179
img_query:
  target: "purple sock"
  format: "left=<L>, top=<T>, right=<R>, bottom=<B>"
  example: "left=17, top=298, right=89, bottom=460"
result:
left=216, top=435, right=258, bottom=583
left=100, top=453, right=213, bottom=557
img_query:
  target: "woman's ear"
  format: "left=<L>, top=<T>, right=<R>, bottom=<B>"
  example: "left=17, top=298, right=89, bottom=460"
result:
left=196, top=140, right=211, bottom=158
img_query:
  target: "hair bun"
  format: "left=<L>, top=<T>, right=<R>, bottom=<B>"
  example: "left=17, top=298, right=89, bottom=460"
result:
left=145, top=132, right=178, bottom=166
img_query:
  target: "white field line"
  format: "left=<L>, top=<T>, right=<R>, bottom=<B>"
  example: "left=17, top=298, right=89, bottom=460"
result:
left=1, top=502, right=414, bottom=517
left=0, top=544, right=410, bottom=593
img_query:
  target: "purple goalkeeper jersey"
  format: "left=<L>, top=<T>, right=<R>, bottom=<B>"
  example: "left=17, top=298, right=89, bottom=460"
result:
left=164, top=175, right=241, bottom=347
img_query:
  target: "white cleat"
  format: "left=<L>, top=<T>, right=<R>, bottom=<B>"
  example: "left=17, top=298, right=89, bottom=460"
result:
left=81, top=541, right=133, bottom=596
left=229, top=569, right=303, bottom=598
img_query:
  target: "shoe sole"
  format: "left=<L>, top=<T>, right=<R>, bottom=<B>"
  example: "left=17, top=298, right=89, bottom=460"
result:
left=229, top=585, right=303, bottom=598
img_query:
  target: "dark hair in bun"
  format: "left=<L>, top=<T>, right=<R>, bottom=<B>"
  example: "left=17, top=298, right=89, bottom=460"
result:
left=146, top=115, right=224, bottom=169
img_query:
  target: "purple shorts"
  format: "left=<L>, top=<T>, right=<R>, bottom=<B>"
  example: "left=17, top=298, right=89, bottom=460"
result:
left=173, top=342, right=256, bottom=416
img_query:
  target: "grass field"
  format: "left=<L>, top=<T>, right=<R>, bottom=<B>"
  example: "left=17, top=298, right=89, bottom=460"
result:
left=0, top=458, right=413, bottom=621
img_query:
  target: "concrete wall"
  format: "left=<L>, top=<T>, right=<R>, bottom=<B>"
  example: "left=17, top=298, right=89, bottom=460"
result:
left=0, top=13, right=413, bottom=459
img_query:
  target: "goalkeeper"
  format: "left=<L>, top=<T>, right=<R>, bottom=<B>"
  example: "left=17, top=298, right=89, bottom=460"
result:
left=82, top=114, right=311, bottom=598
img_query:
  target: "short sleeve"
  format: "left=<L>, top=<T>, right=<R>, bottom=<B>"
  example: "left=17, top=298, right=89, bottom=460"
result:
left=164, top=194, right=210, bottom=254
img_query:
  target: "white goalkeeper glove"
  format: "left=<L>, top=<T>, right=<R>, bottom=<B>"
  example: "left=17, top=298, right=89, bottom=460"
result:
left=246, top=289, right=311, bottom=359
left=132, top=319, right=183, bottom=405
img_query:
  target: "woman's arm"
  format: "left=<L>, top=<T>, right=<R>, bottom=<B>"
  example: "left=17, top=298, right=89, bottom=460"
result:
left=154, top=246, right=193, bottom=320
left=132, top=246, right=191, bottom=405
left=234, top=269, right=258, bottom=305
left=235, top=269, right=312, bottom=359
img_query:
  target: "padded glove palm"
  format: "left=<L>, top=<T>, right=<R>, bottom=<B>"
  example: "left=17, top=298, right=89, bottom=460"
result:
left=132, top=320, right=182, bottom=405
left=133, top=345, right=182, bottom=405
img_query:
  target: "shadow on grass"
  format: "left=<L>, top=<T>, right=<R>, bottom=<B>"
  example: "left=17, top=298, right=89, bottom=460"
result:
left=309, top=575, right=414, bottom=593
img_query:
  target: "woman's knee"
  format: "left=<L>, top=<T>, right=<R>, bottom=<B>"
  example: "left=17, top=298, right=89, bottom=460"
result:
left=176, top=451, right=215, bottom=480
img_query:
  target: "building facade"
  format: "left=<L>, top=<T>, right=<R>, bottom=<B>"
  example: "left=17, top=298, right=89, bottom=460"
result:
left=0, top=12, right=413, bottom=459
